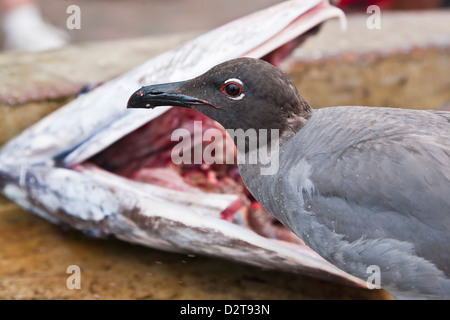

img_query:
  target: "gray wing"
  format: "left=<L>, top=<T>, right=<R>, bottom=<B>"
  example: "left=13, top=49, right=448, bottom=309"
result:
left=280, top=107, right=450, bottom=294
left=292, top=107, right=450, bottom=229
left=308, top=126, right=450, bottom=235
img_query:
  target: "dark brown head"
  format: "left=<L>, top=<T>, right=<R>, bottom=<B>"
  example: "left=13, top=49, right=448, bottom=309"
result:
left=128, top=57, right=312, bottom=143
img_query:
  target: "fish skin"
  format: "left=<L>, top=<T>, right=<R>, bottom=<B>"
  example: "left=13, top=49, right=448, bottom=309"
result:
left=0, top=1, right=360, bottom=286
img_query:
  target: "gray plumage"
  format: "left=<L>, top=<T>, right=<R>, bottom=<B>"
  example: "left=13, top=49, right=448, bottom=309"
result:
left=240, top=106, right=450, bottom=299
left=128, top=57, right=450, bottom=299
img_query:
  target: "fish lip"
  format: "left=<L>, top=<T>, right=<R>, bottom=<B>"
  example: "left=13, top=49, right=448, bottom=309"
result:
left=128, top=81, right=220, bottom=110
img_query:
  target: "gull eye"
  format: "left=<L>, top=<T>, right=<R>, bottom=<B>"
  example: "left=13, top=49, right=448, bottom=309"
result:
left=220, top=82, right=242, bottom=97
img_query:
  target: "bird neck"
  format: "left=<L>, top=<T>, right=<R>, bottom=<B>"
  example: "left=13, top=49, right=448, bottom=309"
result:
left=230, top=102, right=312, bottom=172
left=278, top=99, right=313, bottom=145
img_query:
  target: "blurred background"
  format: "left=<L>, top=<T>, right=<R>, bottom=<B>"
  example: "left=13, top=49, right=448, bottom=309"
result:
left=0, top=0, right=449, bottom=51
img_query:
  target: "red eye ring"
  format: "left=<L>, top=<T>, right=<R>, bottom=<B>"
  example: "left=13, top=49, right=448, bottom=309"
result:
left=220, top=82, right=242, bottom=97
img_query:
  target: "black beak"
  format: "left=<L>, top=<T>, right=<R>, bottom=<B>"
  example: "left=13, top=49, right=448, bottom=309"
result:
left=127, top=81, right=219, bottom=110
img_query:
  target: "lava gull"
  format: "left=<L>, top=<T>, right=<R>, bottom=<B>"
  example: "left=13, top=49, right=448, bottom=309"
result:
left=128, top=57, right=450, bottom=299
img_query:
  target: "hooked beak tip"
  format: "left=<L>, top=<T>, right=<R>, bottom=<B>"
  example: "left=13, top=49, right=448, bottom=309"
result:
left=127, top=82, right=188, bottom=110
left=127, top=87, right=158, bottom=109
left=127, top=81, right=219, bottom=110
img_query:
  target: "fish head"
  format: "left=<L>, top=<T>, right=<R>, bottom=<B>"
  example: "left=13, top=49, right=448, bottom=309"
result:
left=0, top=1, right=362, bottom=286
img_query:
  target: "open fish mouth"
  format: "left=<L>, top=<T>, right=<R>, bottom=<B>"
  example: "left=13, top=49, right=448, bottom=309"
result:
left=0, top=1, right=363, bottom=286
left=89, top=104, right=306, bottom=243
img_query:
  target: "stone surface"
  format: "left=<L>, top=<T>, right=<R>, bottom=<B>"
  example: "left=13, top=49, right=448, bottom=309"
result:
left=0, top=196, right=390, bottom=299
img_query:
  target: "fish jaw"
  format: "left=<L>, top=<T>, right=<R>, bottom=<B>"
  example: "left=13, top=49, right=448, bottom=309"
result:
left=0, top=0, right=345, bottom=168
left=0, top=1, right=361, bottom=286
left=1, top=161, right=364, bottom=286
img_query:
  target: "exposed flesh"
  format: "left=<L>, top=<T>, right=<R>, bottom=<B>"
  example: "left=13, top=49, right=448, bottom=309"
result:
left=90, top=107, right=304, bottom=244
